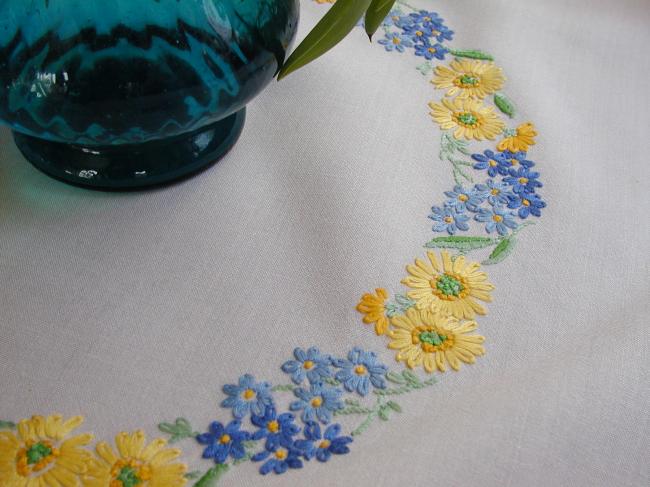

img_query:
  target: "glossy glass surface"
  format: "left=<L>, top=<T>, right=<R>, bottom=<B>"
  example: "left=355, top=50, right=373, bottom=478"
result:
left=0, top=0, right=298, bottom=189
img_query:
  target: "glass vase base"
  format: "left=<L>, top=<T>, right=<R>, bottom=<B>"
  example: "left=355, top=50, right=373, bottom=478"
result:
left=13, top=109, right=246, bottom=191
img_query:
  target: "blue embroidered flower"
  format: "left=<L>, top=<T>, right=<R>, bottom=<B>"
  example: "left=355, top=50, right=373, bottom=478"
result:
left=414, top=42, right=448, bottom=60
left=482, top=179, right=516, bottom=206
left=295, top=422, right=353, bottom=463
left=429, top=205, right=470, bottom=235
left=281, top=347, right=332, bottom=385
left=378, top=33, right=414, bottom=53
left=444, top=184, right=488, bottom=212
left=472, top=150, right=509, bottom=177
left=289, top=383, right=343, bottom=424
left=221, top=374, right=273, bottom=418
left=251, top=435, right=303, bottom=475
left=332, top=347, right=388, bottom=396
left=196, top=420, right=251, bottom=464
left=402, top=24, right=433, bottom=43
left=407, top=11, right=453, bottom=41
left=251, top=406, right=301, bottom=449
left=475, top=206, right=518, bottom=235
left=507, top=192, right=546, bottom=218
left=382, top=10, right=414, bottom=28
left=500, top=150, right=535, bottom=170
left=503, top=167, right=543, bottom=194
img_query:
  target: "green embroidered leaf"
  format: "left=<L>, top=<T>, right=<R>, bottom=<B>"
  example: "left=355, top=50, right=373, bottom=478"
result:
left=194, top=465, right=229, bottom=487
left=386, top=401, right=402, bottom=413
left=0, top=421, right=16, bottom=430
left=385, top=371, right=407, bottom=384
left=483, top=237, right=516, bottom=265
left=158, top=418, right=197, bottom=443
left=365, top=0, right=397, bottom=40
left=378, top=406, right=390, bottom=421
left=385, top=294, right=416, bottom=317
left=185, top=471, right=203, bottom=480
left=278, top=0, right=373, bottom=79
left=425, top=236, right=497, bottom=251
left=322, top=377, right=341, bottom=386
left=416, top=61, right=433, bottom=76
left=401, top=370, right=421, bottom=385
left=494, top=92, right=516, bottom=118
left=345, top=398, right=362, bottom=406
left=449, top=48, right=494, bottom=61
left=271, top=384, right=296, bottom=392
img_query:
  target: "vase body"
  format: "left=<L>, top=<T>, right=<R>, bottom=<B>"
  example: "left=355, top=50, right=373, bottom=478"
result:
left=0, top=0, right=299, bottom=189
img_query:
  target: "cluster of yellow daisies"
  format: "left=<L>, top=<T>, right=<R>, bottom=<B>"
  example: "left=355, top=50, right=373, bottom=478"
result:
left=0, top=416, right=187, bottom=487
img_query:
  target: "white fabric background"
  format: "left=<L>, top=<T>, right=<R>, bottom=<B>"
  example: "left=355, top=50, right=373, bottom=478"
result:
left=1, top=0, right=649, bottom=486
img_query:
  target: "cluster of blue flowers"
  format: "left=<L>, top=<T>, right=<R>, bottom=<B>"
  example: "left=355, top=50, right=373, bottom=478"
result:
left=430, top=150, right=546, bottom=236
left=377, top=9, right=453, bottom=60
left=197, top=347, right=388, bottom=475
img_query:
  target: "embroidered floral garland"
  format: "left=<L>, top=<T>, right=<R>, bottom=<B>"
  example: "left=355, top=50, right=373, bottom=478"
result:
left=0, top=2, right=545, bottom=485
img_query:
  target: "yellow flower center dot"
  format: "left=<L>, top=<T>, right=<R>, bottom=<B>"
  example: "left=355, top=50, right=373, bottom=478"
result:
left=416, top=30, right=423, bottom=36
left=219, top=434, right=231, bottom=444
left=319, top=440, right=331, bottom=449
left=428, top=47, right=436, bottom=53
left=303, top=360, right=314, bottom=370
left=518, top=177, right=529, bottom=184
left=267, top=420, right=280, bottom=433
left=510, top=159, right=518, bottom=166
left=311, top=397, right=323, bottom=408
left=444, top=216, right=454, bottom=224
left=243, top=389, right=256, bottom=400
left=489, top=159, right=498, bottom=167
left=491, top=189, right=500, bottom=195
left=275, top=449, right=288, bottom=460
left=354, top=365, right=367, bottom=375
left=522, top=199, right=531, bottom=206
left=458, top=194, right=469, bottom=202
left=493, top=215, right=503, bottom=222
left=424, top=16, right=431, bottom=22
left=392, top=37, right=401, bottom=45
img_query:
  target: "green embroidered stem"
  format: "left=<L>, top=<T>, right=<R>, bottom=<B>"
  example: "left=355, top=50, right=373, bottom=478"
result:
left=271, top=384, right=297, bottom=392
left=185, top=471, right=203, bottom=480
left=395, top=0, right=419, bottom=11
left=322, top=377, right=342, bottom=386
left=0, top=421, right=16, bottom=430
left=449, top=48, right=494, bottom=61
left=351, top=397, right=381, bottom=437
left=193, top=465, right=229, bottom=487
left=158, top=418, right=198, bottom=444
left=481, top=222, right=535, bottom=265
left=440, top=131, right=474, bottom=184
left=335, top=405, right=376, bottom=416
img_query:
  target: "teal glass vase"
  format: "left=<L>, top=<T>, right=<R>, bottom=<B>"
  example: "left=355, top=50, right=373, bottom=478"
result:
left=0, top=0, right=299, bottom=189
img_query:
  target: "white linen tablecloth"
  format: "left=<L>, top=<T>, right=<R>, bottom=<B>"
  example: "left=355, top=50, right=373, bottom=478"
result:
left=1, top=1, right=648, bottom=486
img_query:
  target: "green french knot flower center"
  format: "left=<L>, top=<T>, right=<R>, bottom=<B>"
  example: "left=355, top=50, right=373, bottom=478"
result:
left=436, top=274, right=464, bottom=297
left=459, top=74, right=479, bottom=86
left=117, top=466, right=142, bottom=487
left=457, top=112, right=478, bottom=126
left=26, top=442, right=53, bottom=465
left=503, top=128, right=517, bottom=137
left=419, top=330, right=448, bottom=346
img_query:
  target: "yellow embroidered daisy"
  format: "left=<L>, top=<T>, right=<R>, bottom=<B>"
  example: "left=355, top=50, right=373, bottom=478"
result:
left=497, top=122, right=538, bottom=152
left=432, top=59, right=505, bottom=99
left=0, top=414, right=93, bottom=487
left=429, top=97, right=505, bottom=140
left=83, top=430, right=187, bottom=487
left=388, top=308, right=485, bottom=373
left=401, top=250, right=494, bottom=319
left=356, top=288, right=390, bottom=335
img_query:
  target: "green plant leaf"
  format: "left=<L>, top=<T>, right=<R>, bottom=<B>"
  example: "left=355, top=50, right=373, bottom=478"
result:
left=483, top=237, right=516, bottom=265
left=278, top=0, right=372, bottom=80
left=386, top=401, right=402, bottom=413
left=494, top=92, right=516, bottom=118
left=425, top=236, right=497, bottom=251
left=449, top=48, right=494, bottom=61
left=385, top=371, right=407, bottom=384
left=0, top=421, right=16, bottom=430
left=194, top=465, right=229, bottom=487
left=365, top=0, right=397, bottom=40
